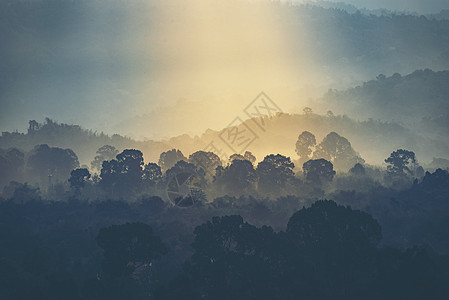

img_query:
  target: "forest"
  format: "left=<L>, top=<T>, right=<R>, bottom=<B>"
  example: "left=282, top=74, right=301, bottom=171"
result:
left=1, top=116, right=449, bottom=299
left=1, top=0, right=449, bottom=299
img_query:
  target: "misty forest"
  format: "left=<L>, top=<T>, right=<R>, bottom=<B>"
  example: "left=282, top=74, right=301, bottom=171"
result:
left=2, top=0, right=449, bottom=299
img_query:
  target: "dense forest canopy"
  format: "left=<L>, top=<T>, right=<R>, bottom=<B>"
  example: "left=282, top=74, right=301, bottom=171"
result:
left=1, top=0, right=449, bottom=299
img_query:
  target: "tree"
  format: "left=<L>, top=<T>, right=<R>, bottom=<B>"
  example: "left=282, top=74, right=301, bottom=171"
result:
left=256, top=154, right=295, bottom=195
left=295, top=131, right=316, bottom=164
left=158, top=149, right=187, bottom=173
left=189, top=151, right=222, bottom=178
left=313, top=132, right=364, bottom=170
left=229, top=151, right=256, bottom=165
left=184, top=215, right=277, bottom=299
left=165, top=160, right=207, bottom=206
left=214, top=159, right=257, bottom=196
left=100, top=149, right=144, bottom=196
left=91, top=145, right=119, bottom=173
left=243, top=151, right=256, bottom=165
left=68, top=168, right=91, bottom=191
left=303, top=158, right=336, bottom=184
left=285, top=200, right=383, bottom=298
left=27, top=144, right=79, bottom=186
left=96, top=222, right=166, bottom=279
left=287, top=200, right=382, bottom=249
left=385, top=149, right=417, bottom=177
left=143, top=163, right=162, bottom=183
left=229, top=153, right=245, bottom=162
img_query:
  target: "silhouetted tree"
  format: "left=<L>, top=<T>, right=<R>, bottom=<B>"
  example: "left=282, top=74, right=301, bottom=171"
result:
left=183, top=215, right=277, bottom=299
left=303, top=158, right=336, bottom=184
left=295, top=131, right=316, bottom=164
left=385, top=149, right=417, bottom=177
left=100, top=149, right=144, bottom=197
left=287, top=200, right=382, bottom=248
left=143, top=163, right=162, bottom=183
left=68, top=168, right=91, bottom=191
left=256, top=154, right=295, bottom=195
left=158, top=149, right=187, bottom=173
left=313, top=132, right=364, bottom=170
left=243, top=151, right=256, bottom=165
left=228, top=151, right=256, bottom=165
left=91, top=145, right=119, bottom=173
left=214, top=159, right=257, bottom=196
left=189, top=151, right=222, bottom=178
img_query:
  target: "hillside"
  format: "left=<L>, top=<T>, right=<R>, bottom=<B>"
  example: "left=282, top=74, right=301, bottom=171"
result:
left=314, top=69, right=449, bottom=136
left=2, top=112, right=447, bottom=169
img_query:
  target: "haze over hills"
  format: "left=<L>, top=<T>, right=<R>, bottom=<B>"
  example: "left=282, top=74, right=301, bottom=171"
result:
left=2, top=69, right=449, bottom=167
left=1, top=0, right=449, bottom=140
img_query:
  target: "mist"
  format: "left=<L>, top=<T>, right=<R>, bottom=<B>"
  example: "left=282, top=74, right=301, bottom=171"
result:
left=3, top=0, right=448, bottom=141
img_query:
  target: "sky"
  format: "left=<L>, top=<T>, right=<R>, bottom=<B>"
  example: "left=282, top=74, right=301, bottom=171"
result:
left=1, top=0, right=448, bottom=140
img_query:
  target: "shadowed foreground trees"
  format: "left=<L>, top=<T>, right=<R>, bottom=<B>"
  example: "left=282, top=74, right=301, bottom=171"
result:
left=94, top=222, right=167, bottom=299
left=156, top=201, right=449, bottom=300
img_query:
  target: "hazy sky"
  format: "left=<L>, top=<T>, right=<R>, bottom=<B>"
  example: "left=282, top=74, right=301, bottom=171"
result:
left=1, top=0, right=448, bottom=140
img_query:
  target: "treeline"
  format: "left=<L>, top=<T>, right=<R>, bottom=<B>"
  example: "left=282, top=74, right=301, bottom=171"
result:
left=3, top=109, right=445, bottom=170
left=2, top=126, right=449, bottom=253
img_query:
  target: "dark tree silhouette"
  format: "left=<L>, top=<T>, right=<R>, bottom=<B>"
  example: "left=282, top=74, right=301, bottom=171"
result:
left=189, top=150, right=222, bottom=178
left=143, top=162, right=162, bottom=182
left=256, top=154, right=295, bottom=195
left=158, top=149, right=187, bottom=173
left=91, top=145, right=119, bottom=173
left=313, top=132, right=364, bottom=170
left=100, top=149, right=144, bottom=196
left=184, top=215, right=277, bottom=299
left=303, top=158, right=336, bottom=184
left=243, top=151, right=256, bottom=165
left=228, top=151, right=256, bottom=165
left=287, top=200, right=382, bottom=249
left=385, top=149, right=417, bottom=177
left=214, top=159, right=257, bottom=196
left=68, top=168, right=91, bottom=191
left=295, top=131, right=316, bottom=164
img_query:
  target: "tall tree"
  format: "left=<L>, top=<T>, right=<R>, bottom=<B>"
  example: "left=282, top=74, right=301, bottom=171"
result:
left=27, top=144, right=79, bottom=186
left=100, top=149, right=144, bottom=197
left=303, top=158, right=336, bottom=184
left=91, top=145, right=119, bottom=173
left=158, top=149, right=187, bottom=173
left=385, top=149, right=417, bottom=177
left=214, top=159, right=257, bottom=196
left=295, top=131, right=316, bottom=165
left=189, top=151, right=222, bottom=178
left=313, top=132, right=364, bottom=170
left=256, top=154, right=295, bottom=195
